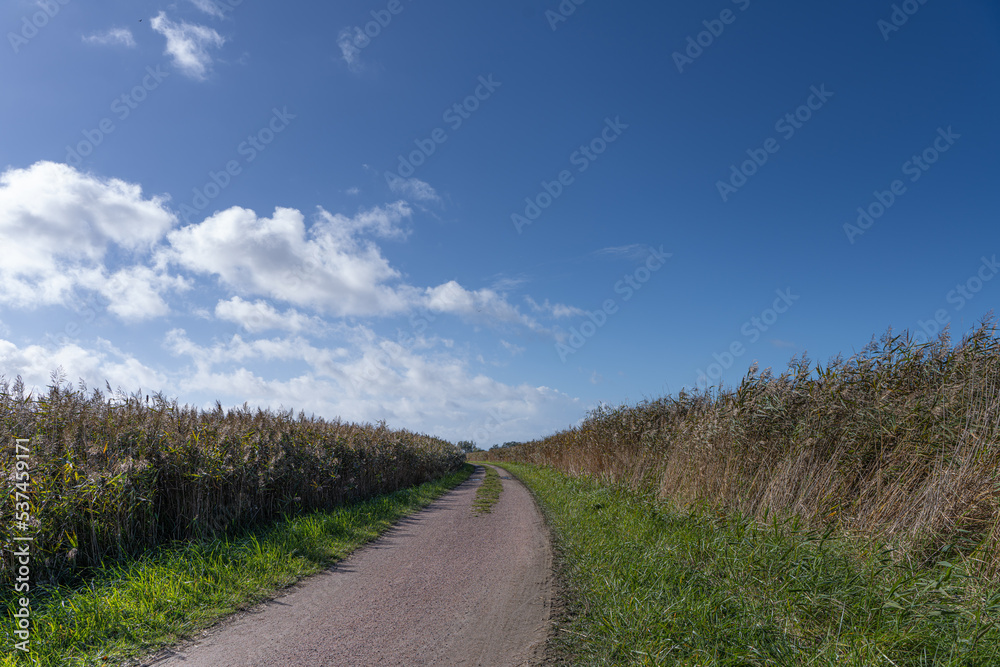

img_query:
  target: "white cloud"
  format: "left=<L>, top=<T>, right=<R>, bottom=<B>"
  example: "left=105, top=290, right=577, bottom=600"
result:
left=387, top=175, right=441, bottom=203
left=0, top=338, right=168, bottom=398
left=0, top=162, right=569, bottom=336
left=161, top=326, right=580, bottom=443
left=337, top=28, right=364, bottom=71
left=0, top=162, right=180, bottom=319
left=150, top=12, right=225, bottom=81
left=86, top=266, right=189, bottom=322
left=592, top=244, right=649, bottom=261
left=0, top=305, right=584, bottom=445
left=83, top=27, right=136, bottom=48
left=215, top=297, right=327, bottom=334
left=425, top=281, right=542, bottom=330
left=500, top=340, right=525, bottom=355
left=188, top=0, right=226, bottom=19
left=163, top=204, right=418, bottom=317
left=166, top=201, right=547, bottom=328
left=524, top=296, right=585, bottom=319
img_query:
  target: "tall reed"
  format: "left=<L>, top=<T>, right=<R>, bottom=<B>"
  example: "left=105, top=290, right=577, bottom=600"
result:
left=0, top=375, right=463, bottom=588
left=486, top=321, right=1000, bottom=574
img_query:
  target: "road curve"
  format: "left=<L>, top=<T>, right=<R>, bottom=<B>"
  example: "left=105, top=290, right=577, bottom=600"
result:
left=144, top=465, right=552, bottom=667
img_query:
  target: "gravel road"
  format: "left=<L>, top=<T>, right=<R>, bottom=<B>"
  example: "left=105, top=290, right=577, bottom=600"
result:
left=145, top=465, right=552, bottom=666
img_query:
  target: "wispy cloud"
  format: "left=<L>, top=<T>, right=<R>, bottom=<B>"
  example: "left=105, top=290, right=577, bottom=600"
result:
left=591, top=244, right=650, bottom=261
left=337, top=28, right=364, bottom=71
left=387, top=175, right=440, bottom=203
left=82, top=27, right=136, bottom=48
left=150, top=12, right=225, bottom=81
left=501, top=340, right=525, bottom=356
left=524, top=296, right=585, bottom=318
left=188, top=0, right=226, bottom=19
left=490, top=275, right=529, bottom=293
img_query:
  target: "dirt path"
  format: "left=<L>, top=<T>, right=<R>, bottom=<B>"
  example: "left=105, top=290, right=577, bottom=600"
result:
left=144, top=465, right=552, bottom=667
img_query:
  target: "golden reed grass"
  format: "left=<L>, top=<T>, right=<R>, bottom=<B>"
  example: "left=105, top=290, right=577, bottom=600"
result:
left=486, top=321, right=1000, bottom=576
left=0, top=376, right=463, bottom=588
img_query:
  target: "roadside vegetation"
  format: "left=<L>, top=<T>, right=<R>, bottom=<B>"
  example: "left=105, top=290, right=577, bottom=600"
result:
left=0, top=465, right=472, bottom=666
left=485, top=321, right=1000, bottom=663
left=0, top=374, right=466, bottom=664
left=471, top=465, right=503, bottom=515
left=486, top=322, right=1000, bottom=578
left=504, top=462, right=1000, bottom=665
left=0, top=373, right=463, bottom=588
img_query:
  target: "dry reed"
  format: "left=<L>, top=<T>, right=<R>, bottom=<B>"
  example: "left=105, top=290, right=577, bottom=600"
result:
left=0, top=374, right=463, bottom=589
left=485, top=320, right=1000, bottom=575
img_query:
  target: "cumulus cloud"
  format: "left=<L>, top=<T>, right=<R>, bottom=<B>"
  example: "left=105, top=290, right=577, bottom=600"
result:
left=0, top=160, right=576, bottom=337
left=0, top=322, right=582, bottom=444
left=0, top=162, right=181, bottom=319
left=150, top=12, right=225, bottom=80
left=161, top=200, right=548, bottom=328
left=160, top=326, right=580, bottom=443
left=83, top=27, right=136, bottom=48
left=425, top=282, right=542, bottom=330
left=215, top=297, right=327, bottom=334
left=0, top=338, right=169, bottom=398
left=162, top=204, right=418, bottom=317
left=163, top=201, right=545, bottom=328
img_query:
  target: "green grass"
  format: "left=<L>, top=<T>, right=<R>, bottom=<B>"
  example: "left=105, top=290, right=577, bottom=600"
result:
left=0, top=464, right=473, bottom=667
left=470, top=464, right=503, bottom=515
left=502, top=462, right=1000, bottom=666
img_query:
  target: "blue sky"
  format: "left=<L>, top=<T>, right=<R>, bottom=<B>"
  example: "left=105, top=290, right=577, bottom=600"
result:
left=1, top=0, right=998, bottom=445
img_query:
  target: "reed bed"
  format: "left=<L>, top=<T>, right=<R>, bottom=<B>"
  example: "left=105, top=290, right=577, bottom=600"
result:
left=486, top=321, right=1000, bottom=575
left=0, top=374, right=464, bottom=589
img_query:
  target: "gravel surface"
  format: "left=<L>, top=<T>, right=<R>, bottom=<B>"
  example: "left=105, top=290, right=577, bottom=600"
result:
left=144, top=465, right=553, bottom=666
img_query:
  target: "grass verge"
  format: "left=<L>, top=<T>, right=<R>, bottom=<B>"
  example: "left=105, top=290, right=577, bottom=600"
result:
left=501, top=462, right=1000, bottom=666
left=470, top=464, right=503, bottom=515
left=1, top=464, right=473, bottom=667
